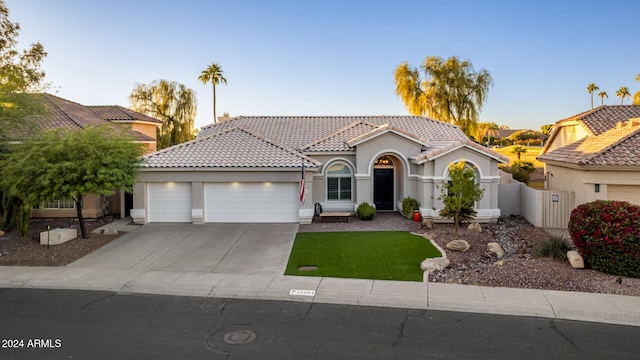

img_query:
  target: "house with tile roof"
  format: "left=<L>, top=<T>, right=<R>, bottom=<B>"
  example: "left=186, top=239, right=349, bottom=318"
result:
left=538, top=105, right=640, bottom=208
left=131, top=115, right=508, bottom=224
left=2, top=93, right=162, bottom=218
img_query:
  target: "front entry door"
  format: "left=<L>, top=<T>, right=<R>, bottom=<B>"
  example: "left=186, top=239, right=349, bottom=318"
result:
left=374, top=168, right=394, bottom=211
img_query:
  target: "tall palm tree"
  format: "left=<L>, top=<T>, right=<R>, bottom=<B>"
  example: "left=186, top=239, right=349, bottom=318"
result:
left=598, top=91, right=608, bottom=106
left=198, top=62, right=227, bottom=124
left=587, top=83, right=599, bottom=109
left=616, top=86, right=631, bottom=105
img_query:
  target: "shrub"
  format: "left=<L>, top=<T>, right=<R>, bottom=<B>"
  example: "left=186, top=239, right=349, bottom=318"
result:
left=568, top=200, right=640, bottom=278
left=535, top=235, right=575, bottom=261
left=500, top=161, right=536, bottom=184
left=402, top=197, right=419, bottom=220
left=356, top=202, right=376, bottom=221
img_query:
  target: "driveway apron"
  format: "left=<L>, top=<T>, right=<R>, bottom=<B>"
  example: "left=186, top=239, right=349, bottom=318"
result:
left=68, top=223, right=298, bottom=274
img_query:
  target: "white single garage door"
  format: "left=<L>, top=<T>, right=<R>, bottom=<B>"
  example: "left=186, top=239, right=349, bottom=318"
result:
left=148, top=182, right=192, bottom=222
left=205, top=182, right=299, bottom=222
left=608, top=185, right=640, bottom=206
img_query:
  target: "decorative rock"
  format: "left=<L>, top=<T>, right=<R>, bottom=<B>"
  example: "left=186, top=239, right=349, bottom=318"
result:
left=103, top=227, right=118, bottom=235
left=420, top=257, right=450, bottom=272
left=487, top=242, right=505, bottom=259
left=495, top=258, right=514, bottom=266
left=468, top=222, right=482, bottom=233
left=0, top=230, right=4, bottom=236
left=421, top=218, right=433, bottom=230
left=423, top=231, right=438, bottom=240
left=446, top=239, right=470, bottom=252
left=567, top=250, right=584, bottom=269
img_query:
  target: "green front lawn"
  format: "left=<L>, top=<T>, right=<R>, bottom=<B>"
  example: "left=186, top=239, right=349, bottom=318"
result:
left=493, top=145, right=545, bottom=167
left=284, top=231, right=441, bottom=282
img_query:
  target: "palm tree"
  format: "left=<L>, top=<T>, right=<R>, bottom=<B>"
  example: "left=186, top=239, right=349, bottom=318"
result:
left=587, top=83, right=599, bottom=109
left=616, top=86, right=631, bottom=105
left=198, top=62, right=227, bottom=124
left=636, top=73, right=640, bottom=82
left=598, top=91, right=608, bottom=106
left=511, top=145, right=527, bottom=161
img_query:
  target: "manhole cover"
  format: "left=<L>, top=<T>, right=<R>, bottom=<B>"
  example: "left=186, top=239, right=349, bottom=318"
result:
left=206, top=325, right=272, bottom=354
left=223, top=330, right=256, bottom=344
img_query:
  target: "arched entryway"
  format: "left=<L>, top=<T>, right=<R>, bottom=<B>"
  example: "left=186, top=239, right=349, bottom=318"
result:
left=373, top=154, right=400, bottom=211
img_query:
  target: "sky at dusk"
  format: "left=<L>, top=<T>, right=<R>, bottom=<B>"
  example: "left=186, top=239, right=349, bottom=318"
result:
left=7, top=0, right=640, bottom=131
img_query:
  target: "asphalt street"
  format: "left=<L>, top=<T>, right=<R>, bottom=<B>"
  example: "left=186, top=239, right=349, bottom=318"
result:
left=0, top=288, right=637, bottom=360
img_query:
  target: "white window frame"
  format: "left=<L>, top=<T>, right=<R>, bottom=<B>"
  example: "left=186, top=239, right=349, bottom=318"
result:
left=39, top=198, right=76, bottom=210
left=326, top=161, right=353, bottom=202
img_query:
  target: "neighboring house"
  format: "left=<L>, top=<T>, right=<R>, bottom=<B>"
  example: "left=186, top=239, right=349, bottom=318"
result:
left=2, top=93, right=162, bottom=218
left=538, top=105, right=640, bottom=207
left=131, top=116, right=508, bottom=225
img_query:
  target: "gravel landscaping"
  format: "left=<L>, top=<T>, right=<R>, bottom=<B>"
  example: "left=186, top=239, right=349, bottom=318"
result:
left=302, top=213, right=640, bottom=297
left=0, top=217, right=125, bottom=266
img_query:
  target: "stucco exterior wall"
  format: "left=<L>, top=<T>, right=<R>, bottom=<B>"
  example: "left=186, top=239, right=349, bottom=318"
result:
left=546, top=124, right=589, bottom=153
left=546, top=164, right=640, bottom=207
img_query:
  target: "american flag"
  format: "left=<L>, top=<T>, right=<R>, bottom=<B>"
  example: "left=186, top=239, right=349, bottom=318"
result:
left=299, top=160, right=306, bottom=203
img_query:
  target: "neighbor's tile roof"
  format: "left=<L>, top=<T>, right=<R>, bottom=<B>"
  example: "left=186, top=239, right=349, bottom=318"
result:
left=142, top=126, right=321, bottom=169
left=88, top=105, right=163, bottom=124
left=4, top=93, right=157, bottom=142
left=199, top=115, right=468, bottom=150
left=538, top=122, right=640, bottom=166
left=555, top=105, right=640, bottom=136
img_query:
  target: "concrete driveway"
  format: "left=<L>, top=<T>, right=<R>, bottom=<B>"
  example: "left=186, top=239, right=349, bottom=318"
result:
left=69, top=223, right=298, bottom=274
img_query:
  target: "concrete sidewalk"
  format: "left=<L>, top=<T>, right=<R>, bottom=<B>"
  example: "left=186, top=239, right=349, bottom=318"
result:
left=0, top=265, right=638, bottom=327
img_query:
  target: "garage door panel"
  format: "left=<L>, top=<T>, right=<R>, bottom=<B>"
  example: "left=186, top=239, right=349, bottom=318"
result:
left=148, top=183, right=192, bottom=222
left=205, top=183, right=298, bottom=223
left=607, top=185, right=640, bottom=206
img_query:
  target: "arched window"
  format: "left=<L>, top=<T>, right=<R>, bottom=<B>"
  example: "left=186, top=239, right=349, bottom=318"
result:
left=326, top=162, right=352, bottom=201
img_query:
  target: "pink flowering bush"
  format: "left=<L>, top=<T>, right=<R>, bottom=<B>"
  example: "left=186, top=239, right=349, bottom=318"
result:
left=568, top=200, right=640, bottom=277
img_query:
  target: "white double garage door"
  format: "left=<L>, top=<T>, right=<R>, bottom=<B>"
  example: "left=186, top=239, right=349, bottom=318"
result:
left=147, top=182, right=299, bottom=223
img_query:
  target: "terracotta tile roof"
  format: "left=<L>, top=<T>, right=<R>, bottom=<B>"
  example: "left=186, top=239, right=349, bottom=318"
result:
left=347, top=123, right=432, bottom=147
left=302, top=121, right=377, bottom=152
left=3, top=93, right=156, bottom=142
left=199, top=115, right=468, bottom=150
left=411, top=140, right=509, bottom=164
left=142, top=126, right=321, bottom=169
left=555, top=105, right=640, bottom=136
left=538, top=121, right=640, bottom=166
left=88, top=105, right=163, bottom=124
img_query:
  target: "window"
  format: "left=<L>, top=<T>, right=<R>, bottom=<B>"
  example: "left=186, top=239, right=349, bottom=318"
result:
left=40, top=198, right=76, bottom=209
left=327, top=162, right=352, bottom=201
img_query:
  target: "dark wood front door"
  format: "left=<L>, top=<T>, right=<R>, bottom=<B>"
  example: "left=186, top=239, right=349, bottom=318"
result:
left=374, top=168, right=394, bottom=211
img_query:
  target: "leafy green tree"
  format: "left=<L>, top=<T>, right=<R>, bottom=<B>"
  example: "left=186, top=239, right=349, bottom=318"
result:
left=0, top=0, right=48, bottom=231
left=129, top=79, right=197, bottom=149
left=616, top=86, right=631, bottom=105
left=598, top=91, right=608, bottom=106
left=540, top=124, right=553, bottom=136
left=0, top=125, right=144, bottom=238
left=501, top=160, right=536, bottom=184
left=474, top=122, right=499, bottom=145
left=394, top=56, right=493, bottom=136
left=511, top=145, right=528, bottom=161
left=438, top=160, right=484, bottom=234
left=587, top=83, right=599, bottom=109
left=198, top=62, right=227, bottom=124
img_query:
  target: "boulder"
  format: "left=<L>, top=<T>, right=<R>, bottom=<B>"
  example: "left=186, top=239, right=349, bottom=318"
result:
left=567, top=250, right=584, bottom=269
left=468, top=222, right=482, bottom=233
left=103, top=227, right=118, bottom=235
left=420, top=257, right=450, bottom=272
left=446, top=239, right=470, bottom=252
left=487, top=242, right=505, bottom=259
left=0, top=230, right=4, bottom=236
left=421, top=218, right=433, bottom=230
